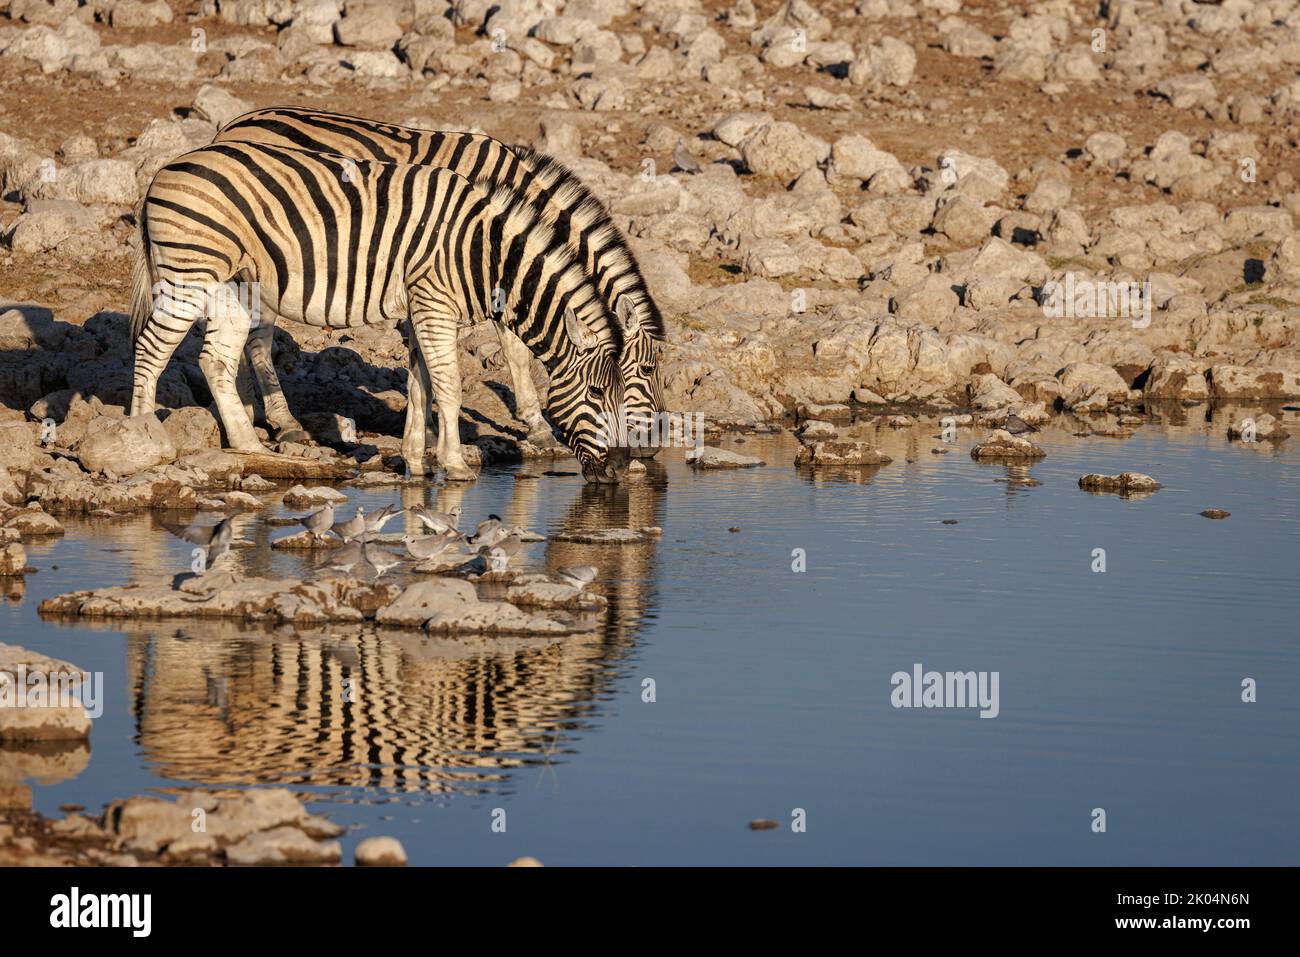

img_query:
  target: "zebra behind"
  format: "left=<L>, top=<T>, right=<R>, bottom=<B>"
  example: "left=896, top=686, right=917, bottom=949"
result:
left=129, top=141, right=630, bottom=484
left=213, top=106, right=666, bottom=454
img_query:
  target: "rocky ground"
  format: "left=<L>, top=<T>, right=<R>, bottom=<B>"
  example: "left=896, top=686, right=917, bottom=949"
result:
left=0, top=0, right=1297, bottom=488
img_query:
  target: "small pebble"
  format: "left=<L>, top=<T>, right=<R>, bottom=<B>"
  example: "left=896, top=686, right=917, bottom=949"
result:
left=728, top=526, right=740, bottom=533
left=1200, top=509, right=1230, bottom=519
left=748, top=819, right=779, bottom=831
left=942, top=519, right=959, bottom=525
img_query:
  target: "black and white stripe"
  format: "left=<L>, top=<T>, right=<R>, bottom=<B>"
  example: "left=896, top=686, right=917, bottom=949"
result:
left=215, top=107, right=667, bottom=448
left=129, top=141, right=629, bottom=482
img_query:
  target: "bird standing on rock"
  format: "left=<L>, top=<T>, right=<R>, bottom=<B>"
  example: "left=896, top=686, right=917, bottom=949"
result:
left=484, top=532, right=523, bottom=571
left=673, top=138, right=702, bottom=174
left=322, top=540, right=400, bottom=580
left=299, top=502, right=335, bottom=541
left=402, top=531, right=473, bottom=563
left=331, top=507, right=367, bottom=542
left=467, top=514, right=504, bottom=547
left=1003, top=412, right=1040, bottom=435
left=410, top=504, right=462, bottom=535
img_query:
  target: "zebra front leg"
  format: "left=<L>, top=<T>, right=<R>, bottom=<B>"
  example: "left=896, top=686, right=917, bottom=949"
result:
left=410, top=306, right=475, bottom=482
left=245, top=318, right=309, bottom=443
left=496, top=325, right=559, bottom=448
left=199, top=285, right=268, bottom=453
left=401, top=332, right=431, bottom=477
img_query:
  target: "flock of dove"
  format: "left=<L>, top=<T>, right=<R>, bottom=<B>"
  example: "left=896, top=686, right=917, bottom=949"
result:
left=161, top=502, right=598, bottom=589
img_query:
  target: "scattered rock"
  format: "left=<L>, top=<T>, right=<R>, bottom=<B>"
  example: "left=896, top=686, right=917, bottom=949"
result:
left=355, top=836, right=407, bottom=866
left=1078, top=472, right=1163, bottom=494
left=970, top=430, right=1046, bottom=460
left=686, top=447, right=766, bottom=469
left=0, top=642, right=92, bottom=741
left=794, top=440, right=892, bottom=466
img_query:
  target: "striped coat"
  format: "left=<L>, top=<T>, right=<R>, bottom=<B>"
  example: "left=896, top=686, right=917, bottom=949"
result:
left=214, top=107, right=666, bottom=453
left=129, top=140, right=629, bottom=482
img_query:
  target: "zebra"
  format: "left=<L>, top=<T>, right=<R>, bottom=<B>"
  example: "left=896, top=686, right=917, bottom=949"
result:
left=128, top=140, right=631, bottom=484
left=213, top=106, right=667, bottom=456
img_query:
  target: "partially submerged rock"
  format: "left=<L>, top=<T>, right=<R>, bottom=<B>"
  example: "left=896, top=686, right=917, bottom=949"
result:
left=551, top=527, right=663, bottom=545
left=1, top=506, right=64, bottom=538
left=355, top=836, right=407, bottom=867
left=971, top=429, right=1046, bottom=460
left=1200, top=508, right=1230, bottom=519
left=375, top=578, right=585, bottom=635
left=0, top=642, right=92, bottom=741
left=1078, top=472, right=1163, bottom=494
left=0, top=528, right=26, bottom=575
left=504, top=575, right=607, bottom=611
left=1227, top=413, right=1289, bottom=442
left=794, top=440, right=892, bottom=466
left=282, top=484, right=349, bottom=507
left=40, top=575, right=402, bottom=625
left=686, top=446, right=766, bottom=469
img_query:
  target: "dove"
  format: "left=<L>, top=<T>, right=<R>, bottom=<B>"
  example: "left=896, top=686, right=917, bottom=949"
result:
left=673, top=138, right=702, bottom=174
left=402, top=532, right=473, bottom=562
left=409, top=504, right=462, bottom=535
left=483, top=532, right=523, bottom=571
left=161, top=513, right=238, bottom=570
left=556, top=565, right=598, bottom=590
left=299, top=502, right=335, bottom=541
left=322, top=540, right=400, bottom=579
left=331, top=507, right=367, bottom=542
left=363, top=503, right=403, bottom=535
left=1003, top=412, right=1040, bottom=435
left=467, top=514, right=504, bottom=547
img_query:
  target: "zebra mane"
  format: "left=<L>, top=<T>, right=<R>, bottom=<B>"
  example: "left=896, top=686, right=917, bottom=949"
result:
left=509, top=146, right=668, bottom=341
left=482, top=181, right=625, bottom=354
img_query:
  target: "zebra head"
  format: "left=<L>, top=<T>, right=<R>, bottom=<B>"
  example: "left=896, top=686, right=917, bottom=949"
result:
left=546, top=307, right=630, bottom=484
left=614, top=295, right=667, bottom=452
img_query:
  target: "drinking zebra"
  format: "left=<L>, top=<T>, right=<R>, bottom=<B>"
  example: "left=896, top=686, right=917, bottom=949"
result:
left=129, top=141, right=631, bottom=484
left=213, top=106, right=666, bottom=456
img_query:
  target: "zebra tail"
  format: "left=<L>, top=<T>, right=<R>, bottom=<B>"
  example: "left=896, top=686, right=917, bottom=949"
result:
left=128, top=219, right=153, bottom=345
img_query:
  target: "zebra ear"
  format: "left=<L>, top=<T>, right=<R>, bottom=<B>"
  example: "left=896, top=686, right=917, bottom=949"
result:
left=616, top=296, right=640, bottom=335
left=564, top=307, right=596, bottom=351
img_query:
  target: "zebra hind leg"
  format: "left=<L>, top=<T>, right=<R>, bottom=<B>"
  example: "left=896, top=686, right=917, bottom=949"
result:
left=130, top=281, right=207, bottom=418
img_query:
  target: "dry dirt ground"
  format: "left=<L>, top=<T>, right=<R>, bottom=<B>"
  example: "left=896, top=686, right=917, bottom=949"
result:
left=3, top=0, right=1297, bottom=316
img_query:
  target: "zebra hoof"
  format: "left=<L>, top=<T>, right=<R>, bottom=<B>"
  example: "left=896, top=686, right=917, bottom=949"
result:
left=275, top=428, right=310, bottom=444
left=442, top=465, right=477, bottom=483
